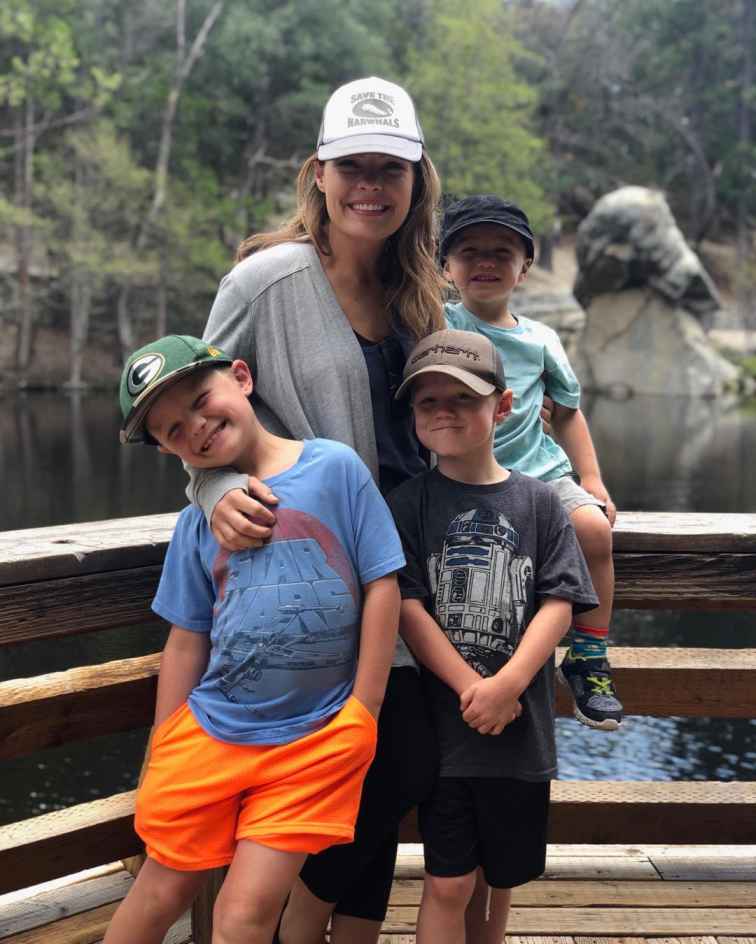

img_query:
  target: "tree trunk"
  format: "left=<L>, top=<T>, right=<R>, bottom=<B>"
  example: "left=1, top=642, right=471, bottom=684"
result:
left=69, top=274, right=92, bottom=388
left=69, top=151, right=92, bottom=388
left=117, top=0, right=225, bottom=357
left=155, top=254, right=168, bottom=338
left=737, top=0, right=754, bottom=328
left=14, top=98, right=36, bottom=378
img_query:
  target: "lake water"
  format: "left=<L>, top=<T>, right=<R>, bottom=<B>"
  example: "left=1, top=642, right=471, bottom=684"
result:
left=1, top=391, right=755, bottom=824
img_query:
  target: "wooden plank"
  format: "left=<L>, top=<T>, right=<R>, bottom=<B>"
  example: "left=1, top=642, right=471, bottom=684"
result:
left=612, top=513, right=756, bottom=553
left=382, top=907, right=756, bottom=935
left=0, top=566, right=163, bottom=647
left=1, top=902, right=190, bottom=944
left=387, top=880, right=756, bottom=908
left=401, top=782, right=756, bottom=845
left=3, top=786, right=754, bottom=897
left=0, top=793, right=141, bottom=895
left=0, top=515, right=177, bottom=586
left=503, top=908, right=756, bottom=935
left=613, top=553, right=756, bottom=609
left=555, top=647, right=756, bottom=719
left=549, top=782, right=756, bottom=845
left=0, top=871, right=132, bottom=937
left=648, top=848, right=756, bottom=881
left=5, top=648, right=754, bottom=761
left=393, top=850, right=659, bottom=881
left=3, top=512, right=753, bottom=587
left=0, top=655, right=159, bottom=759
left=0, top=863, right=122, bottom=909
left=3, top=554, right=754, bottom=649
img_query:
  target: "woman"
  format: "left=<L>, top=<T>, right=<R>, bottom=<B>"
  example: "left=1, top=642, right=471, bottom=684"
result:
left=190, top=76, right=446, bottom=944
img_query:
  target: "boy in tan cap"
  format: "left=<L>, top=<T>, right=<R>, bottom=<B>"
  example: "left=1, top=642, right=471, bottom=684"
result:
left=387, top=328, right=598, bottom=944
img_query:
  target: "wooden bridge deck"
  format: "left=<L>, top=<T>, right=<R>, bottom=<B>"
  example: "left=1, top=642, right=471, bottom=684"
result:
left=2, top=844, right=755, bottom=943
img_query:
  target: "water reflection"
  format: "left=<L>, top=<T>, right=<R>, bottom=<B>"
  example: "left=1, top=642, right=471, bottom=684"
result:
left=1, top=391, right=755, bottom=822
left=0, top=391, right=186, bottom=531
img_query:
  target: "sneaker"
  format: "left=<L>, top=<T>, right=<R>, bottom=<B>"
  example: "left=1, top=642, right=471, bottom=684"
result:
left=557, top=656, right=623, bottom=730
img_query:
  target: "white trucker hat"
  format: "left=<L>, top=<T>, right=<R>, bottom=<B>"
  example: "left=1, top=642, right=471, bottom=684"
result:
left=316, top=76, right=424, bottom=162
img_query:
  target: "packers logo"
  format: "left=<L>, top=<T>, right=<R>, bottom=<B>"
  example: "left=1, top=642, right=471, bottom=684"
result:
left=127, top=353, right=164, bottom=395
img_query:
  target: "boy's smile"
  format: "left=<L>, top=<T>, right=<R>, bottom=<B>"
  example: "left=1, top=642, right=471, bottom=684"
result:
left=445, top=223, right=530, bottom=320
left=146, top=363, right=256, bottom=469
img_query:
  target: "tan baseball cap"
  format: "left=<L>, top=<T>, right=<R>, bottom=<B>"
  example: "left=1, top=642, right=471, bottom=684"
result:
left=395, top=329, right=507, bottom=400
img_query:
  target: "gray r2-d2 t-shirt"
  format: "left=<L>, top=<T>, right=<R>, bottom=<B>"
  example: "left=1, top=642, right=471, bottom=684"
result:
left=387, top=469, right=598, bottom=782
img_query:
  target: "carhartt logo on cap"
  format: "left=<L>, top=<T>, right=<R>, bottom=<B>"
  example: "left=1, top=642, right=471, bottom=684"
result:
left=127, top=353, right=164, bottom=395
left=411, top=343, right=482, bottom=367
left=394, top=328, right=507, bottom=400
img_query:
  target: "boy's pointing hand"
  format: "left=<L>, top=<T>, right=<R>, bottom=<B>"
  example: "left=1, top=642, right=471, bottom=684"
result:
left=460, top=676, right=522, bottom=735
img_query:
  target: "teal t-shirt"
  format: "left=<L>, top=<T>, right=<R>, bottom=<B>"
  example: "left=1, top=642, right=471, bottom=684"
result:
left=445, top=302, right=580, bottom=482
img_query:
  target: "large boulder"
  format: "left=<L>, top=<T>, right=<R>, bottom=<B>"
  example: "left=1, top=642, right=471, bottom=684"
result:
left=572, top=187, right=739, bottom=396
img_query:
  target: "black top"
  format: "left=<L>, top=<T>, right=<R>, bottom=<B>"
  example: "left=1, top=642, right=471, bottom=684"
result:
left=355, top=331, right=427, bottom=495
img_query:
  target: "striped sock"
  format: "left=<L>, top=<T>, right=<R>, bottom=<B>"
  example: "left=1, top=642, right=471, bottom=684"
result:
left=566, top=623, right=609, bottom=661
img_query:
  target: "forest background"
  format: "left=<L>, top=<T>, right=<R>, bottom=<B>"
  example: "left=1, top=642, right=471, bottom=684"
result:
left=2, top=0, right=755, bottom=387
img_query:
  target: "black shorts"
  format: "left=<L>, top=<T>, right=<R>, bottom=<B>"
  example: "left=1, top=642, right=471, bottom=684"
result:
left=420, top=776, right=550, bottom=889
left=298, top=666, right=438, bottom=921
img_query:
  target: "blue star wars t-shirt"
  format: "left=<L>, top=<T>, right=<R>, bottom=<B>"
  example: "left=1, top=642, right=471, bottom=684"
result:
left=152, top=439, right=405, bottom=746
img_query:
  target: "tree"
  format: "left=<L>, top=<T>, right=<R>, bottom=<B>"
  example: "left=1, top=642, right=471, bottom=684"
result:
left=39, top=121, right=156, bottom=385
left=0, top=0, right=119, bottom=377
left=116, top=0, right=225, bottom=355
left=406, top=0, right=553, bottom=232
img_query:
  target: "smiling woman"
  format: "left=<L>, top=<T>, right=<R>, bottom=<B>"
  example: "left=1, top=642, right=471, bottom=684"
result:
left=173, top=78, right=449, bottom=944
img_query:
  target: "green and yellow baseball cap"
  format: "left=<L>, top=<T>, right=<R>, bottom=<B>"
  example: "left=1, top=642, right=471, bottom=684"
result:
left=119, top=335, right=233, bottom=444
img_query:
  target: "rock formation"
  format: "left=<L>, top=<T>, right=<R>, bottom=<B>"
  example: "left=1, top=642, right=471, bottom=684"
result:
left=572, top=187, right=739, bottom=396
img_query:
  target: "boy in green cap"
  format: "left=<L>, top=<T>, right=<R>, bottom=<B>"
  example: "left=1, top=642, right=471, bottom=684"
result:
left=107, top=335, right=404, bottom=944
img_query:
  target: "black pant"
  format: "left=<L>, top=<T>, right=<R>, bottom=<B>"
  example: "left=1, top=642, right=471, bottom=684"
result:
left=298, top=667, right=438, bottom=921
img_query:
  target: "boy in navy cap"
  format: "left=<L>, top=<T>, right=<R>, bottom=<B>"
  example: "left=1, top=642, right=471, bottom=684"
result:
left=442, top=195, right=623, bottom=732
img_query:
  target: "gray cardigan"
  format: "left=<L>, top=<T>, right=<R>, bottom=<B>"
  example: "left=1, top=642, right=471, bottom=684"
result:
left=190, top=241, right=380, bottom=513
left=191, top=240, right=415, bottom=668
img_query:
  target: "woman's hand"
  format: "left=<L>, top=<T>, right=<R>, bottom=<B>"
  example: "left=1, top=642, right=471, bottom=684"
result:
left=210, top=477, right=279, bottom=551
left=540, top=394, right=554, bottom=436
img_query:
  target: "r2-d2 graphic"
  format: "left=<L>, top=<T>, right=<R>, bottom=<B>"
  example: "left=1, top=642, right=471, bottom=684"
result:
left=428, top=509, right=533, bottom=677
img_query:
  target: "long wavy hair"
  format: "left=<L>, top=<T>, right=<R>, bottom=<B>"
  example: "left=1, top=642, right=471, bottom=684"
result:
left=235, top=153, right=445, bottom=339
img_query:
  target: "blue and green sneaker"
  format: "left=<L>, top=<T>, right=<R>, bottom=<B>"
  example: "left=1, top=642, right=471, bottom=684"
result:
left=557, top=656, right=623, bottom=731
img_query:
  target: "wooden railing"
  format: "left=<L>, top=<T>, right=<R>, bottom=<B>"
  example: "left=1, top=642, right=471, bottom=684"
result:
left=1, top=512, right=755, bottom=927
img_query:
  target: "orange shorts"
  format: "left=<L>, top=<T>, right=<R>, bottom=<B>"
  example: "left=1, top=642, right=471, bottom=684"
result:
left=135, top=695, right=377, bottom=871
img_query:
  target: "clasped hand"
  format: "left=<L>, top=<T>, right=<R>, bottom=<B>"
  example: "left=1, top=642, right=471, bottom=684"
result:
left=459, top=675, right=522, bottom=736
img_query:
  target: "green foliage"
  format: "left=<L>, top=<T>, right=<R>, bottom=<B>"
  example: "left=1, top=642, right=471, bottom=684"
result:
left=2, top=0, right=755, bottom=366
left=39, top=121, right=158, bottom=288
left=0, top=0, right=79, bottom=109
left=407, top=0, right=554, bottom=232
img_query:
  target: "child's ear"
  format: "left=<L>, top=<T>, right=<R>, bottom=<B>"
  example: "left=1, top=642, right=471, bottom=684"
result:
left=230, top=359, right=254, bottom=395
left=315, top=160, right=326, bottom=193
left=494, top=388, right=513, bottom=423
left=518, top=258, right=533, bottom=283
left=442, top=261, right=454, bottom=286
